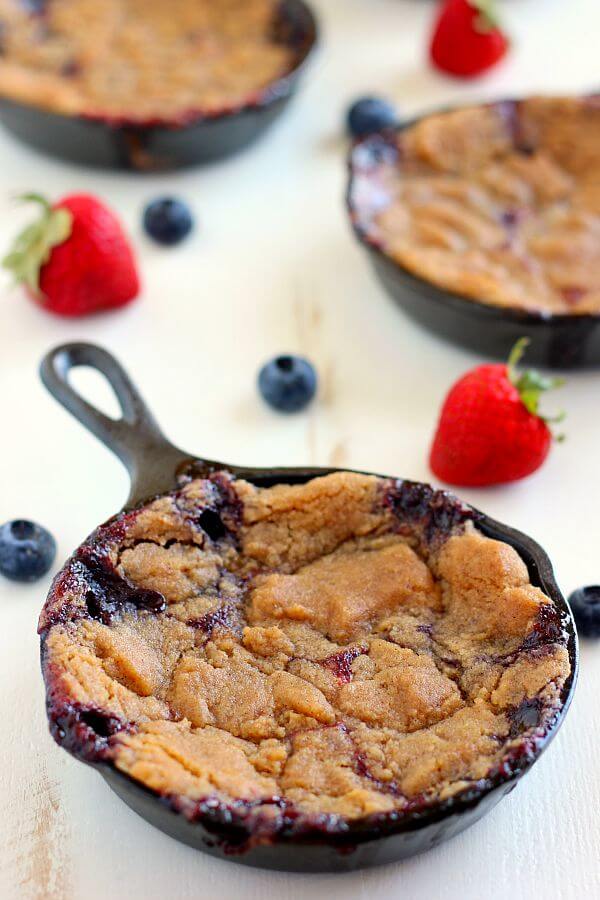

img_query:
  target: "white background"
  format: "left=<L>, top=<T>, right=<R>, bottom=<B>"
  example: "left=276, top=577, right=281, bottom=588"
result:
left=1, top=1, right=599, bottom=897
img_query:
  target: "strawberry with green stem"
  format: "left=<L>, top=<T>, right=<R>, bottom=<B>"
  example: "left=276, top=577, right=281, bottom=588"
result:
left=430, top=0, right=510, bottom=78
left=3, top=193, right=139, bottom=316
left=430, top=339, right=565, bottom=487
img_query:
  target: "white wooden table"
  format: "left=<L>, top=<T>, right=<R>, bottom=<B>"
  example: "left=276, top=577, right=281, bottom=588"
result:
left=1, top=1, right=599, bottom=897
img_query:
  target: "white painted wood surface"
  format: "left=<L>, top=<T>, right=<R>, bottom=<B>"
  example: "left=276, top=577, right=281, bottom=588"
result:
left=1, top=1, right=599, bottom=897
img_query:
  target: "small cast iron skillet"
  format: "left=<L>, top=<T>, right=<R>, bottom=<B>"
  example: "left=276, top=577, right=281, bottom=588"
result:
left=0, top=0, right=317, bottom=170
left=347, top=106, right=600, bottom=370
left=39, top=341, right=578, bottom=872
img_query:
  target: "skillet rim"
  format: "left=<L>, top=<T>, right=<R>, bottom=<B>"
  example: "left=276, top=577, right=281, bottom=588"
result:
left=38, top=466, right=579, bottom=854
left=0, top=0, right=318, bottom=168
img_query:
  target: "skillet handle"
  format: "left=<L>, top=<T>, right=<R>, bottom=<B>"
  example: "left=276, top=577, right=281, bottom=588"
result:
left=40, top=342, right=193, bottom=507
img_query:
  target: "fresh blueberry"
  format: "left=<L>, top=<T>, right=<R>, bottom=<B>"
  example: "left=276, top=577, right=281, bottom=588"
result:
left=143, top=197, right=193, bottom=246
left=568, top=586, right=600, bottom=638
left=21, top=0, right=47, bottom=14
left=347, top=96, right=398, bottom=138
left=0, top=519, right=56, bottom=583
left=258, top=355, right=317, bottom=413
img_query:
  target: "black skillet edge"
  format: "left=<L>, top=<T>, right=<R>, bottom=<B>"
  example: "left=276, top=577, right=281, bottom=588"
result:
left=39, top=468, right=578, bottom=871
left=0, top=0, right=318, bottom=170
left=37, top=344, right=578, bottom=870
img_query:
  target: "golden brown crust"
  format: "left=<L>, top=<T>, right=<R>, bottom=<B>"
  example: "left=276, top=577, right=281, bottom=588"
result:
left=352, top=97, right=600, bottom=315
left=0, top=0, right=295, bottom=120
left=40, top=472, right=570, bottom=822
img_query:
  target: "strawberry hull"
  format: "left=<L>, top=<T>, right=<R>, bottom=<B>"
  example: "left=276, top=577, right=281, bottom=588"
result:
left=429, top=0, right=509, bottom=78
left=8, top=194, right=140, bottom=317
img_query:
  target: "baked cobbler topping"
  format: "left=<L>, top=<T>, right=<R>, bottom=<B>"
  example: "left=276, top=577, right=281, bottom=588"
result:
left=40, top=472, right=570, bottom=831
left=0, top=0, right=300, bottom=120
left=349, top=96, right=600, bottom=315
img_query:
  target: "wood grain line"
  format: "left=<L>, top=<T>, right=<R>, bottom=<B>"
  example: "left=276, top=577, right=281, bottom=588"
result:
left=17, top=766, right=72, bottom=900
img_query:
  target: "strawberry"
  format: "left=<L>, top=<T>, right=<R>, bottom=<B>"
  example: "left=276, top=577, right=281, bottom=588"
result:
left=429, top=0, right=509, bottom=78
left=3, top=193, right=140, bottom=316
left=429, top=340, right=564, bottom=487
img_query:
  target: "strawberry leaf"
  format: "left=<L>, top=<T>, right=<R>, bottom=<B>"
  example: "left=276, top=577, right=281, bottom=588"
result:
left=471, top=0, right=502, bottom=33
left=2, top=194, right=72, bottom=295
left=507, top=338, right=566, bottom=430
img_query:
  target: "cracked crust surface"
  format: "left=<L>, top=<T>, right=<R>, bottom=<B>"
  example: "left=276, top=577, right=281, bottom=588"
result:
left=350, top=96, right=600, bottom=314
left=40, top=472, right=570, bottom=827
left=0, top=0, right=296, bottom=120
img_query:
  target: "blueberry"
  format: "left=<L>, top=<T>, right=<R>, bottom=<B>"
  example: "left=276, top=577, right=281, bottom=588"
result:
left=143, top=197, right=193, bottom=246
left=0, top=520, right=56, bottom=583
left=568, top=586, right=600, bottom=638
left=258, top=355, right=317, bottom=413
left=21, top=0, right=47, bottom=14
left=347, top=96, right=398, bottom=138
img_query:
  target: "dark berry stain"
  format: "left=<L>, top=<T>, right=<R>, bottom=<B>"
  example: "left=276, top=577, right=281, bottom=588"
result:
left=496, top=99, right=518, bottom=132
left=496, top=99, right=535, bottom=155
left=384, top=479, right=476, bottom=544
left=173, top=472, right=243, bottom=544
left=48, top=699, right=130, bottom=762
left=494, top=605, right=566, bottom=667
left=439, top=656, right=461, bottom=669
left=21, top=0, right=47, bottom=14
left=508, top=698, right=543, bottom=739
left=321, top=647, right=366, bottom=683
left=352, top=751, right=371, bottom=780
left=502, top=209, right=518, bottom=228
left=501, top=208, right=527, bottom=230
left=351, top=134, right=399, bottom=172
left=561, top=286, right=587, bottom=306
left=351, top=743, right=403, bottom=798
left=188, top=604, right=237, bottom=637
left=79, top=708, right=123, bottom=738
left=197, top=508, right=228, bottom=542
left=75, top=548, right=166, bottom=625
left=97, top=508, right=142, bottom=545
left=209, top=472, right=243, bottom=525
left=520, top=604, right=565, bottom=652
left=60, top=59, right=81, bottom=77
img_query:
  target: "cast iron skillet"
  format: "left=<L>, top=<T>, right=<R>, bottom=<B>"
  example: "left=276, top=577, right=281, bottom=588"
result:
left=347, top=103, right=600, bottom=370
left=0, top=0, right=317, bottom=170
left=39, top=341, right=578, bottom=872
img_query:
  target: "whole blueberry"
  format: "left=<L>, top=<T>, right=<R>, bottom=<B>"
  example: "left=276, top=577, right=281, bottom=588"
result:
left=22, top=0, right=47, bottom=14
left=568, top=586, right=600, bottom=638
left=0, top=519, right=56, bottom=583
left=258, top=355, right=317, bottom=413
left=347, top=96, right=398, bottom=138
left=143, top=197, right=193, bottom=246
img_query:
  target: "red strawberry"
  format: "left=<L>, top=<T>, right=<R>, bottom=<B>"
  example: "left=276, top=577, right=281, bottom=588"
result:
left=3, top=193, right=140, bottom=316
left=429, top=0, right=509, bottom=78
left=429, top=340, right=564, bottom=487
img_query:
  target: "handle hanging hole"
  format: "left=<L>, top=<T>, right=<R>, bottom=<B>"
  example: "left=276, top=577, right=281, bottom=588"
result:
left=67, top=366, right=123, bottom=421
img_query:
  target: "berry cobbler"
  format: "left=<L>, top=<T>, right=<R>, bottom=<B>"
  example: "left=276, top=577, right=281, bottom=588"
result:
left=0, top=0, right=299, bottom=121
left=349, top=96, right=600, bottom=315
left=39, top=472, right=571, bottom=839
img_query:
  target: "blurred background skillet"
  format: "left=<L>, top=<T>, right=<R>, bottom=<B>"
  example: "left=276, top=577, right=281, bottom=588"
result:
left=0, top=0, right=317, bottom=171
left=347, top=99, right=600, bottom=371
